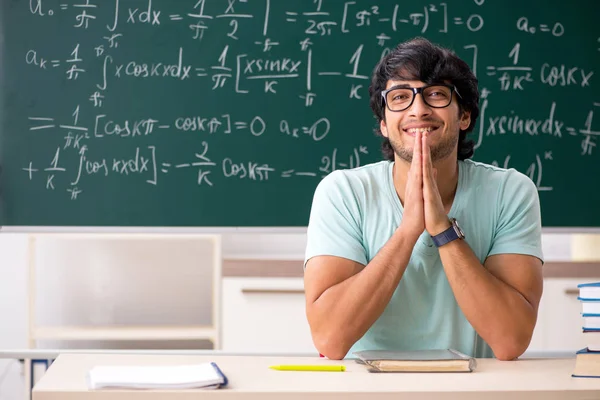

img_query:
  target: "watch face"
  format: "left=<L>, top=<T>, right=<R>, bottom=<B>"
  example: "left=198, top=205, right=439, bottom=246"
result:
left=452, top=218, right=465, bottom=239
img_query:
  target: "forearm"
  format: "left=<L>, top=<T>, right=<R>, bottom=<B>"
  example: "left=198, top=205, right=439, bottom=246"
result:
left=309, top=227, right=417, bottom=359
left=439, top=241, right=537, bottom=360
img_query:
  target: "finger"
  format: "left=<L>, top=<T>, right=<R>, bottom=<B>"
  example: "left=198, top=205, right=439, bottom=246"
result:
left=422, top=132, right=432, bottom=184
left=422, top=134, right=437, bottom=202
left=411, top=130, right=422, bottom=170
left=413, top=131, right=422, bottom=183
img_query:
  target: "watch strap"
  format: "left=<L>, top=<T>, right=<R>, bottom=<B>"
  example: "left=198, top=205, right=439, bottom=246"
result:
left=431, top=224, right=460, bottom=247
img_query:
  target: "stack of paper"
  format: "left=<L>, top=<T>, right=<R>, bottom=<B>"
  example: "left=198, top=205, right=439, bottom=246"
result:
left=87, top=362, right=228, bottom=390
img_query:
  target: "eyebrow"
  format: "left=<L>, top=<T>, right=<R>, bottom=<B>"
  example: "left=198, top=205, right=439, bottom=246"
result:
left=385, top=84, right=416, bottom=91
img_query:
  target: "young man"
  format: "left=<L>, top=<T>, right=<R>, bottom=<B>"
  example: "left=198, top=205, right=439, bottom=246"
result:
left=303, top=38, right=543, bottom=361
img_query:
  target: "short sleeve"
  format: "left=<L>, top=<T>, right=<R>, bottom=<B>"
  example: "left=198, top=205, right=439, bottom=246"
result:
left=304, top=171, right=367, bottom=268
left=488, top=171, right=544, bottom=263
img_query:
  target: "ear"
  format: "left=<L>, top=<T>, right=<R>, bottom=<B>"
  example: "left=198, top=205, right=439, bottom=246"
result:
left=459, top=110, right=471, bottom=131
left=380, top=119, right=388, bottom=138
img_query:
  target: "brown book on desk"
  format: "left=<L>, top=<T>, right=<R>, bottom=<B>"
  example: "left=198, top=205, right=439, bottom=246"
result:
left=572, top=347, right=600, bottom=378
left=353, top=349, right=477, bottom=373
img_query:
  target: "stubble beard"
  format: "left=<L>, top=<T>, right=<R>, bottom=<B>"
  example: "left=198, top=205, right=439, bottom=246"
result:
left=390, top=131, right=458, bottom=163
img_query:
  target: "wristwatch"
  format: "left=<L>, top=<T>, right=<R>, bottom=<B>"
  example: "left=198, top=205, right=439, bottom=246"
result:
left=431, top=218, right=465, bottom=247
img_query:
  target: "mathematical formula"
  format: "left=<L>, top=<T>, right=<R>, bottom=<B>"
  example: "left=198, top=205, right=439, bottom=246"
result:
left=14, top=0, right=600, bottom=202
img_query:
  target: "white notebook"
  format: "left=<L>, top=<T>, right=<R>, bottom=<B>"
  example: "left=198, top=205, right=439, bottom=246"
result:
left=87, top=362, right=228, bottom=390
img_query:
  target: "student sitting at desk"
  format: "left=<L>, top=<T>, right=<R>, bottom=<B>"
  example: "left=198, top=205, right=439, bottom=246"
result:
left=303, top=37, right=544, bottom=361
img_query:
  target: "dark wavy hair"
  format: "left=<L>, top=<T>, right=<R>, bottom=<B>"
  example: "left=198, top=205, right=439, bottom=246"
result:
left=369, top=37, right=479, bottom=161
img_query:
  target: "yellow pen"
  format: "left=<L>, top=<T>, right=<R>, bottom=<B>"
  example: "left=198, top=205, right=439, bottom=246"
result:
left=269, top=365, right=346, bottom=372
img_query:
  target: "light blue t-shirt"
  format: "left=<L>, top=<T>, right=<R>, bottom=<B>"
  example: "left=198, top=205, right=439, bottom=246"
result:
left=304, top=159, right=544, bottom=359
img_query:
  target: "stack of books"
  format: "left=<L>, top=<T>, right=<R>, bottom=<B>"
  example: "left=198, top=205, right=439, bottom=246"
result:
left=572, top=282, right=600, bottom=378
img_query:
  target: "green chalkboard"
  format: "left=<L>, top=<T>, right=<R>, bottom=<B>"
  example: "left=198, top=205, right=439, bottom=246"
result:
left=1, top=0, right=599, bottom=228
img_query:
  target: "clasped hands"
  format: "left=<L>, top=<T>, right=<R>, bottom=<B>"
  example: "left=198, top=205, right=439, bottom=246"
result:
left=402, top=130, right=452, bottom=241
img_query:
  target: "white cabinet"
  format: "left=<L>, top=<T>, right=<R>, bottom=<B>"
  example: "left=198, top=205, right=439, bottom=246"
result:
left=532, top=278, right=597, bottom=353
left=221, top=276, right=600, bottom=356
left=221, top=277, right=317, bottom=354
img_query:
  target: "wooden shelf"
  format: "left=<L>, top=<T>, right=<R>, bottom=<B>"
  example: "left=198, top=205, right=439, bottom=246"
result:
left=32, top=326, right=217, bottom=341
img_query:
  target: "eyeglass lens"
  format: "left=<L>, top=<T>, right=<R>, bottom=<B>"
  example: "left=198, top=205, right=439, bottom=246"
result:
left=385, top=85, right=453, bottom=111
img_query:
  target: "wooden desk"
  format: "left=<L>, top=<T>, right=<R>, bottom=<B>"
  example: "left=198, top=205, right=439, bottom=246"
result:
left=33, top=353, right=600, bottom=400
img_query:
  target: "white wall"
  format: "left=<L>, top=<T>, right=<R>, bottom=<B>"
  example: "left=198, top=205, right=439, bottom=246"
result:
left=0, top=232, right=580, bottom=399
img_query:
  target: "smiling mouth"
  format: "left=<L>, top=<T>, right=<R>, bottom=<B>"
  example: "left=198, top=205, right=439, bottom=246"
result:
left=403, top=126, right=439, bottom=136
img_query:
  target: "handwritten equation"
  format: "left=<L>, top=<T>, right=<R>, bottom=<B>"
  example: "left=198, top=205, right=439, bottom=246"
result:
left=25, top=108, right=368, bottom=199
left=9, top=0, right=600, bottom=204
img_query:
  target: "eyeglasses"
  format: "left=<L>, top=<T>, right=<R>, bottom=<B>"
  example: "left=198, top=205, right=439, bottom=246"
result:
left=381, top=83, right=462, bottom=112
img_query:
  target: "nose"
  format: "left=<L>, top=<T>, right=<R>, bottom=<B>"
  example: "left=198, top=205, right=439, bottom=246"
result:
left=407, top=92, right=433, bottom=119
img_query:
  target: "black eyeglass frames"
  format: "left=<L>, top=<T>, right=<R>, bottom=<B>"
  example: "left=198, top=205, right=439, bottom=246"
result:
left=381, top=84, right=462, bottom=112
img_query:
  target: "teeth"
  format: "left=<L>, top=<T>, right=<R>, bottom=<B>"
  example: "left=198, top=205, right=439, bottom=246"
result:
left=407, top=127, right=434, bottom=133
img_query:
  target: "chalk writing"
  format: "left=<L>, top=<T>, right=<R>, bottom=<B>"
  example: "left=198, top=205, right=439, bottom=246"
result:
left=7, top=0, right=599, bottom=218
